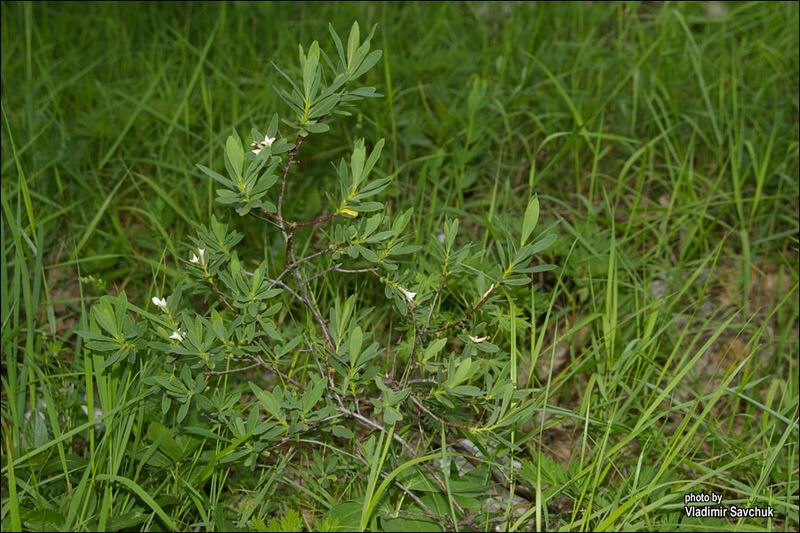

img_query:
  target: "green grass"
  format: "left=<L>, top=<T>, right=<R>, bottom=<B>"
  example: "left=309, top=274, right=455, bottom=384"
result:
left=1, top=1, right=798, bottom=531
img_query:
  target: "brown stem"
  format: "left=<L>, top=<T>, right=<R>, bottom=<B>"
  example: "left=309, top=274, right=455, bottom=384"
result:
left=422, top=271, right=447, bottom=335
left=265, top=277, right=304, bottom=306
left=406, top=395, right=535, bottom=503
left=307, top=263, right=379, bottom=284
left=450, top=439, right=535, bottom=503
left=293, top=212, right=336, bottom=228
left=336, top=403, right=468, bottom=517
left=273, top=137, right=336, bottom=384
left=207, top=277, right=235, bottom=312
left=257, top=210, right=337, bottom=233
left=263, top=243, right=346, bottom=293
left=252, top=355, right=301, bottom=388
left=408, top=394, right=480, bottom=431
left=203, top=362, right=261, bottom=377
left=435, top=282, right=498, bottom=335
left=348, top=446, right=442, bottom=525
left=276, top=138, right=303, bottom=229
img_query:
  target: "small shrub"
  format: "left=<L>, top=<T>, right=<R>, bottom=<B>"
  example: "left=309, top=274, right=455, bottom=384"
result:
left=78, top=22, right=557, bottom=529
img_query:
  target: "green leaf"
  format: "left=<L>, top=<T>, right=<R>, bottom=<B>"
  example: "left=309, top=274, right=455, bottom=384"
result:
left=22, top=509, right=64, bottom=531
left=303, top=377, right=326, bottom=413
left=381, top=517, right=442, bottom=532
left=106, top=511, right=149, bottom=532
left=96, top=475, right=178, bottom=531
left=353, top=50, right=382, bottom=79
left=266, top=113, right=280, bottom=138
left=474, top=340, right=499, bottom=353
left=444, top=218, right=459, bottom=250
left=450, top=385, right=483, bottom=397
left=521, top=196, right=539, bottom=246
left=346, top=22, right=360, bottom=70
left=251, top=384, right=284, bottom=423
left=362, top=138, right=385, bottom=180
left=529, top=232, right=557, bottom=255
left=177, top=401, right=189, bottom=423
left=197, top=164, right=232, bottom=189
left=497, top=402, right=536, bottom=428
left=329, top=23, right=346, bottom=68
left=147, top=422, right=185, bottom=462
left=383, top=406, right=403, bottom=425
left=363, top=451, right=461, bottom=528
left=350, top=139, right=366, bottom=185
left=357, top=245, right=379, bottom=263
left=98, top=349, right=129, bottom=370
left=331, top=425, right=354, bottom=439
left=518, top=263, right=558, bottom=274
left=323, top=502, right=362, bottom=532
left=305, top=122, right=330, bottom=133
left=349, top=326, right=363, bottom=367
left=226, top=134, right=244, bottom=180
left=93, top=298, right=118, bottom=337
left=303, top=41, right=320, bottom=98
left=423, top=338, right=448, bottom=363
left=451, top=358, right=472, bottom=387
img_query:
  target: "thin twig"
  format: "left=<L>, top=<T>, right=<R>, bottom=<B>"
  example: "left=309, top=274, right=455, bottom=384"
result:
left=435, top=282, right=498, bottom=335
left=422, top=271, right=447, bottom=335
left=307, top=263, right=379, bottom=284
left=403, top=299, right=425, bottom=386
left=266, top=277, right=304, bottom=305
left=273, top=137, right=336, bottom=384
left=252, top=355, right=302, bottom=388
left=347, top=444, right=443, bottom=526
left=337, top=402, right=468, bottom=517
left=203, top=362, right=261, bottom=377
left=260, top=209, right=337, bottom=230
left=207, top=277, right=235, bottom=312
left=406, top=378, right=439, bottom=387
left=450, top=439, right=535, bottom=502
left=408, top=395, right=480, bottom=431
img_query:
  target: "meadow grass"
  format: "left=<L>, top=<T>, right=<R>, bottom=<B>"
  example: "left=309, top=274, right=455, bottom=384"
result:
left=1, top=1, right=798, bottom=531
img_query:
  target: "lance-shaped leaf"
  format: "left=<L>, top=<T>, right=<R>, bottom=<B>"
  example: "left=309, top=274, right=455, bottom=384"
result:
left=521, top=196, right=539, bottom=246
left=226, top=134, right=244, bottom=182
left=349, top=325, right=363, bottom=367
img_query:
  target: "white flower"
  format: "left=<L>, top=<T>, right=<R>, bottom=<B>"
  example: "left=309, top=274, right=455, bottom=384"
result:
left=400, top=287, right=416, bottom=303
left=469, top=335, right=489, bottom=343
left=251, top=133, right=276, bottom=155
left=169, top=330, right=184, bottom=342
left=151, top=296, right=168, bottom=309
left=190, top=248, right=205, bottom=265
left=81, top=405, right=103, bottom=418
left=481, top=284, right=496, bottom=300
left=79, top=404, right=104, bottom=429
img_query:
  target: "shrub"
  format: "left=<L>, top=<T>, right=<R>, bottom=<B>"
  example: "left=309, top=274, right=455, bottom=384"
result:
left=78, top=22, right=556, bottom=530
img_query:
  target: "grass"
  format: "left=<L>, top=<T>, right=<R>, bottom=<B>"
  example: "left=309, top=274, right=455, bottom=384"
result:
left=1, top=1, right=798, bottom=531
